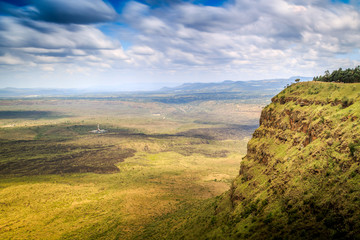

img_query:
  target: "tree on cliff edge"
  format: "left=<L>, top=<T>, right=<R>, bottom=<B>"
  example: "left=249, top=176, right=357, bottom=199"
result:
left=313, top=66, right=360, bottom=83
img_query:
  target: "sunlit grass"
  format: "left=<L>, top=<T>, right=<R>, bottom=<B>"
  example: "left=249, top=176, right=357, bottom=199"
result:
left=0, top=98, right=258, bottom=239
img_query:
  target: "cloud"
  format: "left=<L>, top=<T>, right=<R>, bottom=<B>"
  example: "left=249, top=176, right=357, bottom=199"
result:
left=0, top=17, right=118, bottom=49
left=0, top=14, right=126, bottom=70
left=41, top=64, right=55, bottom=71
left=1, top=0, right=360, bottom=89
left=0, top=0, right=117, bottom=24
left=0, top=53, right=24, bottom=65
left=129, top=46, right=156, bottom=55
left=118, top=0, right=360, bottom=76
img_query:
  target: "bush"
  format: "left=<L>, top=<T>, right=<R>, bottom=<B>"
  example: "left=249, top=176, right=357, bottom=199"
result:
left=341, top=97, right=353, bottom=108
left=349, top=142, right=359, bottom=157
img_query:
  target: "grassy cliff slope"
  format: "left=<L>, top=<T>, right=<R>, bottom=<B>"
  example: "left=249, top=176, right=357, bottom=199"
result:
left=145, top=81, right=360, bottom=239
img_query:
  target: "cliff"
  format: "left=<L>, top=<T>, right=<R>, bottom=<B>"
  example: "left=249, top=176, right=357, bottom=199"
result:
left=226, top=81, right=360, bottom=239
left=160, top=81, right=360, bottom=240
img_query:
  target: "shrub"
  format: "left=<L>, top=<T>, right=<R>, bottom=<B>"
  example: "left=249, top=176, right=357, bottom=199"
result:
left=349, top=142, right=359, bottom=157
left=341, top=97, right=353, bottom=108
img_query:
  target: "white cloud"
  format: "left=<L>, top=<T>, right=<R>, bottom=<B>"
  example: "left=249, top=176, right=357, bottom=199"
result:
left=1, top=0, right=360, bottom=89
left=72, top=49, right=87, bottom=56
left=34, top=55, right=63, bottom=63
left=117, top=0, right=360, bottom=78
left=41, top=64, right=55, bottom=71
left=0, top=53, right=24, bottom=65
left=66, top=66, right=91, bottom=75
left=87, top=62, right=111, bottom=69
left=0, top=15, right=130, bottom=73
left=128, top=46, right=155, bottom=55
left=21, top=48, right=65, bottom=54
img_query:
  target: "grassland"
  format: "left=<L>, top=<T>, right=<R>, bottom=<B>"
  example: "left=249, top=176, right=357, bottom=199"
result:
left=0, top=96, right=265, bottom=239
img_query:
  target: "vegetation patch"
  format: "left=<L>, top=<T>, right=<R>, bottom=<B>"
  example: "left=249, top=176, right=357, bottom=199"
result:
left=0, top=110, right=69, bottom=119
left=0, top=139, right=135, bottom=175
left=178, top=124, right=258, bottom=140
left=313, top=66, right=360, bottom=83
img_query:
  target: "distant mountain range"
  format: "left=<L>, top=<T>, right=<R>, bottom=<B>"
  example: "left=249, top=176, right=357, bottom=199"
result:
left=0, top=88, right=88, bottom=98
left=0, top=77, right=312, bottom=98
left=160, top=77, right=312, bottom=93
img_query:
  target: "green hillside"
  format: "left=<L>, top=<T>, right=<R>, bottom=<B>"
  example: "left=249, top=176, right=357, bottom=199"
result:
left=141, top=81, right=360, bottom=239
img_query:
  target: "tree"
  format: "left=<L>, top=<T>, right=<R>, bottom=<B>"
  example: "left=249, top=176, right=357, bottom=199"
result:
left=313, top=66, right=360, bottom=83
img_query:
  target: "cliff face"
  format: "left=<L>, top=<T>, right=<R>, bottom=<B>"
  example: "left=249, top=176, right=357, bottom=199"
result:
left=169, top=82, right=360, bottom=240
left=226, top=81, right=360, bottom=239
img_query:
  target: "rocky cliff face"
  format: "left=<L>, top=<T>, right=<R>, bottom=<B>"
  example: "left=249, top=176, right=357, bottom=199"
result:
left=144, top=82, right=360, bottom=240
left=226, top=81, right=360, bottom=239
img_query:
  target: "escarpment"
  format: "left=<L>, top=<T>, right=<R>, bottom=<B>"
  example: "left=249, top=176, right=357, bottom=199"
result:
left=226, top=82, right=360, bottom=239
left=175, top=81, right=360, bottom=240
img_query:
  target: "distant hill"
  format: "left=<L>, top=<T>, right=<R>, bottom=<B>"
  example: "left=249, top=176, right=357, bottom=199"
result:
left=0, top=88, right=88, bottom=98
left=160, top=77, right=312, bottom=93
left=0, top=77, right=312, bottom=98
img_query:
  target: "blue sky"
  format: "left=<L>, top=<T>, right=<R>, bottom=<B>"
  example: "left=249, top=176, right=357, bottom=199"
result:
left=0, top=0, right=359, bottom=90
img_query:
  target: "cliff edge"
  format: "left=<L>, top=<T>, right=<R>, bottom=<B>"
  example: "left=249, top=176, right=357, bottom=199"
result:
left=225, top=81, right=360, bottom=239
left=161, top=81, right=360, bottom=240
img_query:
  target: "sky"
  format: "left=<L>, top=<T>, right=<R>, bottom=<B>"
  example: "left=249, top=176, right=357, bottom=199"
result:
left=0, top=0, right=360, bottom=90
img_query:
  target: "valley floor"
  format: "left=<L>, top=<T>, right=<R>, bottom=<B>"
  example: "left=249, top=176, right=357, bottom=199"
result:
left=0, top=98, right=263, bottom=239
